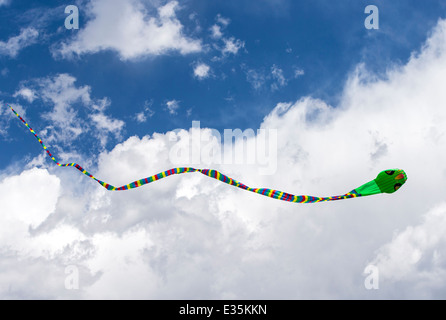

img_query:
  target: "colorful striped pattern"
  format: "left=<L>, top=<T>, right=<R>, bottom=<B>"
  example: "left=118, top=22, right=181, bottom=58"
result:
left=9, top=105, right=362, bottom=203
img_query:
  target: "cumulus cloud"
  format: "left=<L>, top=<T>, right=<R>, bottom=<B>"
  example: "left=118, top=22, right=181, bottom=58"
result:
left=193, top=63, right=211, bottom=79
left=369, top=203, right=446, bottom=298
left=13, top=87, right=37, bottom=103
left=0, top=28, right=38, bottom=58
left=4, top=18, right=446, bottom=299
left=55, top=0, right=202, bottom=60
left=0, top=168, right=60, bottom=230
left=12, top=74, right=124, bottom=149
left=39, top=73, right=91, bottom=142
left=90, top=113, right=125, bottom=142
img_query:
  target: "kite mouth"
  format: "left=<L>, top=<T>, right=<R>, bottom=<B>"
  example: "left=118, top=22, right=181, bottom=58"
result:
left=395, top=173, right=405, bottom=180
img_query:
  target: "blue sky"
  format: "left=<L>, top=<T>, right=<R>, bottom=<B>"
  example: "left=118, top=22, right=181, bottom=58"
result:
left=2, top=0, right=445, bottom=165
left=2, top=0, right=446, bottom=299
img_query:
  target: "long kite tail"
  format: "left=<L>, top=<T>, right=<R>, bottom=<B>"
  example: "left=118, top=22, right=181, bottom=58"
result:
left=8, top=105, right=406, bottom=203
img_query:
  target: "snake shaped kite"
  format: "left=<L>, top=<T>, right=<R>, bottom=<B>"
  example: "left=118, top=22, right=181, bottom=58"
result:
left=8, top=105, right=407, bottom=203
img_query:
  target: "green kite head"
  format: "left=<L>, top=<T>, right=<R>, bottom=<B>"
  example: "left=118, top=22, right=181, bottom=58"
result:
left=354, top=168, right=407, bottom=196
left=375, top=169, right=407, bottom=194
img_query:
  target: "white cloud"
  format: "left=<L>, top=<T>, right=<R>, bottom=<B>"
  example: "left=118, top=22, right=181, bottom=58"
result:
left=208, top=14, right=244, bottom=59
left=0, top=28, right=38, bottom=58
left=90, top=113, right=125, bottom=144
left=166, top=99, right=180, bottom=115
left=38, top=74, right=93, bottom=143
left=13, top=87, right=37, bottom=103
left=245, top=65, right=299, bottom=91
left=0, top=102, right=25, bottom=137
left=0, top=168, right=91, bottom=299
left=210, top=14, right=230, bottom=39
left=193, top=63, right=211, bottom=79
left=135, top=112, right=147, bottom=123
left=0, top=0, right=10, bottom=6
left=41, top=74, right=124, bottom=147
left=210, top=24, right=223, bottom=39
left=370, top=203, right=446, bottom=296
left=244, top=68, right=266, bottom=90
left=135, top=109, right=154, bottom=123
left=135, top=100, right=155, bottom=123
left=56, top=0, right=202, bottom=60
left=271, top=64, right=287, bottom=91
left=4, top=18, right=446, bottom=299
left=83, top=228, right=159, bottom=299
left=222, top=37, right=244, bottom=55
left=216, top=14, right=230, bottom=27
left=0, top=168, right=60, bottom=230
left=294, top=68, right=304, bottom=78
left=0, top=168, right=68, bottom=264
left=12, top=74, right=124, bottom=149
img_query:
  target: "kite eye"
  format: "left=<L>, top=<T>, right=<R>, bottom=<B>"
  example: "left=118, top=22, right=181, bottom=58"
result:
left=385, top=170, right=395, bottom=175
left=395, top=173, right=405, bottom=180
left=394, top=183, right=402, bottom=191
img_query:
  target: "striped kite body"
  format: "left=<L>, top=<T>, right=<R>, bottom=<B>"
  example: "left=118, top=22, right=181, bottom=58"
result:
left=8, top=105, right=407, bottom=203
